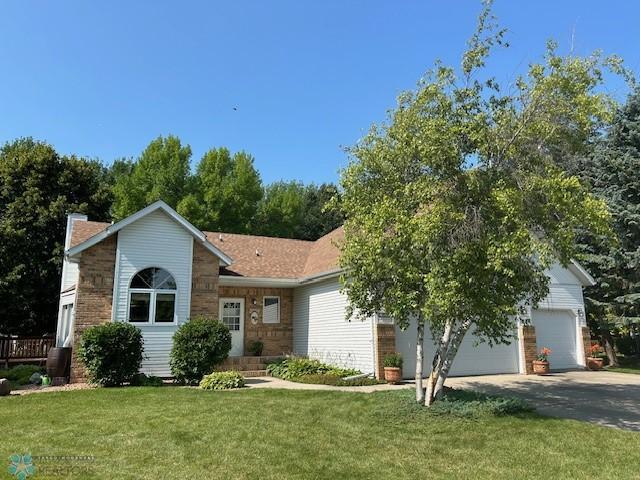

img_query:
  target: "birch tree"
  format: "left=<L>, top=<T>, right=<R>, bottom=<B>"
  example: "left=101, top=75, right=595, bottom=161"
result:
left=339, top=1, right=627, bottom=405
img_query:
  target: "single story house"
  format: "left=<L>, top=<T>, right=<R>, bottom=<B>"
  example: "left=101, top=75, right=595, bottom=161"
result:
left=56, top=200, right=595, bottom=382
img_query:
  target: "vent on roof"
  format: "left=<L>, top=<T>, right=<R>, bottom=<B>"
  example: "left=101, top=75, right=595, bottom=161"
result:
left=219, top=234, right=223, bottom=241
left=255, top=249, right=261, bottom=257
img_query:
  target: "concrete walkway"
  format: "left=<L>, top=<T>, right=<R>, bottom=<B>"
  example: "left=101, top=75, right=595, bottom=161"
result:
left=447, top=370, right=640, bottom=431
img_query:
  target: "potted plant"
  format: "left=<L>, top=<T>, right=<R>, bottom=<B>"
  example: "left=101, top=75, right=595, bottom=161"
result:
left=248, top=340, right=264, bottom=357
left=383, top=353, right=403, bottom=384
left=532, top=347, right=551, bottom=375
left=587, top=344, right=604, bottom=370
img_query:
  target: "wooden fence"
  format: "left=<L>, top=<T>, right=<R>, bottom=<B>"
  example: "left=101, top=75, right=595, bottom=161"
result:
left=1, top=336, right=55, bottom=367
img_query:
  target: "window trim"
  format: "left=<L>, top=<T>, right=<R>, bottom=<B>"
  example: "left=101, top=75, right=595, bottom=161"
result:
left=127, top=268, right=178, bottom=325
left=262, top=296, right=281, bottom=324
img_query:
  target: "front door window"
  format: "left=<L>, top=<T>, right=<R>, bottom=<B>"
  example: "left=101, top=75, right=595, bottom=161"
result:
left=219, top=298, right=244, bottom=356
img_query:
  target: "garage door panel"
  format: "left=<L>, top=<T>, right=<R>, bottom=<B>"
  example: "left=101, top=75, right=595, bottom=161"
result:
left=532, top=310, right=578, bottom=369
left=395, top=320, right=519, bottom=378
left=450, top=330, right=519, bottom=376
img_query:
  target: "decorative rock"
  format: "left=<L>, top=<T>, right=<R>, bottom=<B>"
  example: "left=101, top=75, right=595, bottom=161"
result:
left=0, top=378, right=11, bottom=396
left=29, top=372, right=42, bottom=385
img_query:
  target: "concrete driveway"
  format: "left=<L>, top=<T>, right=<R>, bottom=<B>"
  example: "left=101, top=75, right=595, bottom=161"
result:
left=447, top=370, right=640, bottom=431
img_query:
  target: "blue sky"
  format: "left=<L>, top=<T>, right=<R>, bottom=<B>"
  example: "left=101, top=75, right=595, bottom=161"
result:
left=0, top=1, right=638, bottom=184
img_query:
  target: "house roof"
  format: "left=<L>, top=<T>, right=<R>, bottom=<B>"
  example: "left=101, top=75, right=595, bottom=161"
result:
left=66, top=205, right=344, bottom=280
left=206, top=232, right=315, bottom=279
left=66, top=201, right=233, bottom=266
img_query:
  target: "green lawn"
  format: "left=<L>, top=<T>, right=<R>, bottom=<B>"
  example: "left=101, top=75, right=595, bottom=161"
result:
left=1, top=387, right=639, bottom=479
left=608, top=356, right=640, bottom=375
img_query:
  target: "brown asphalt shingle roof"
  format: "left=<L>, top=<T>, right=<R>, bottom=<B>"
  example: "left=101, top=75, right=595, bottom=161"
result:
left=68, top=218, right=343, bottom=280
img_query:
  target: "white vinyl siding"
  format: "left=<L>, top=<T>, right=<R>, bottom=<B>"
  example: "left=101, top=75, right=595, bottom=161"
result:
left=113, top=210, right=193, bottom=376
left=293, top=278, right=375, bottom=374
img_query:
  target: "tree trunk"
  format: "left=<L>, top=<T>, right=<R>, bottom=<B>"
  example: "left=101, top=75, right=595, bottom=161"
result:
left=425, top=322, right=452, bottom=406
left=601, top=330, right=619, bottom=367
left=415, top=317, right=425, bottom=403
left=433, top=320, right=471, bottom=400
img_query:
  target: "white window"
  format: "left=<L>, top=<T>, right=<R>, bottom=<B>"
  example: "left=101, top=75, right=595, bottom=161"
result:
left=221, top=300, right=242, bottom=331
left=128, top=267, right=177, bottom=324
left=263, top=296, right=280, bottom=324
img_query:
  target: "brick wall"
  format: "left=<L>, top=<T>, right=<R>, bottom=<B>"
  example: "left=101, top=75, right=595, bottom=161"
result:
left=581, top=326, right=592, bottom=365
left=70, top=235, right=117, bottom=382
left=519, top=325, right=537, bottom=375
left=190, top=241, right=220, bottom=318
left=219, top=286, right=293, bottom=356
left=374, top=323, right=396, bottom=380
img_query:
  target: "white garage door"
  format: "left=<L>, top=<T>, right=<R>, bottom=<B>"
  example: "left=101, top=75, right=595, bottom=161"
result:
left=395, top=320, right=519, bottom=379
left=532, top=310, right=578, bottom=369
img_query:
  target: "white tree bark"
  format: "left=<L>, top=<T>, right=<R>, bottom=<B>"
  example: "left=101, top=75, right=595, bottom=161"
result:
left=415, top=316, right=425, bottom=403
left=433, top=319, right=471, bottom=400
left=425, top=319, right=472, bottom=405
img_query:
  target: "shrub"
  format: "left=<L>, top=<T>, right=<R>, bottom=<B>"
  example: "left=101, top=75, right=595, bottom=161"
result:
left=129, top=373, right=164, bottom=387
left=77, top=322, right=144, bottom=386
left=247, top=340, right=264, bottom=356
left=615, top=335, right=637, bottom=356
left=266, top=357, right=360, bottom=380
left=290, top=373, right=382, bottom=386
left=199, top=371, right=245, bottom=390
left=170, top=316, right=232, bottom=384
left=0, top=364, right=45, bottom=387
left=383, top=353, right=403, bottom=368
left=429, top=388, right=533, bottom=418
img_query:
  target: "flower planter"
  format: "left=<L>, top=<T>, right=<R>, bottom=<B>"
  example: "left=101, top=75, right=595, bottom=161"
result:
left=532, top=360, right=550, bottom=375
left=587, top=357, right=604, bottom=371
left=384, top=367, right=402, bottom=384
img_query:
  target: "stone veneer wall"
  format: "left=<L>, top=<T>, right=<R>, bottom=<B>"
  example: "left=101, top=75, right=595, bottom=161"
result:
left=374, top=323, right=396, bottom=380
left=70, top=235, right=117, bottom=382
left=519, top=325, right=538, bottom=375
left=190, top=241, right=220, bottom=318
left=581, top=326, right=592, bottom=365
left=218, top=286, right=293, bottom=356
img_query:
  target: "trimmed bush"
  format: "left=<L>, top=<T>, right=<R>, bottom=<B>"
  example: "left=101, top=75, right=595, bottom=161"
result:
left=290, top=373, right=382, bottom=386
left=200, top=371, right=245, bottom=390
left=129, top=373, right=164, bottom=387
left=266, top=357, right=360, bottom=380
left=77, top=322, right=144, bottom=386
left=170, top=316, right=232, bottom=384
left=247, top=340, right=264, bottom=356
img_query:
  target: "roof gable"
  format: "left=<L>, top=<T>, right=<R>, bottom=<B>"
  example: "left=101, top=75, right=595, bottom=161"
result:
left=66, top=201, right=232, bottom=266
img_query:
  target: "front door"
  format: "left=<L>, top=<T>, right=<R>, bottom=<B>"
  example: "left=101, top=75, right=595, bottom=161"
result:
left=219, top=298, right=244, bottom=356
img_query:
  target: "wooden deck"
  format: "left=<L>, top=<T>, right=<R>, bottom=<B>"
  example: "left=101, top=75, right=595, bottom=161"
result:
left=1, top=335, right=55, bottom=367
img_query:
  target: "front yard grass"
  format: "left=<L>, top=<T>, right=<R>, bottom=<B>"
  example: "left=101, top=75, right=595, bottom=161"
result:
left=1, top=387, right=639, bottom=479
left=608, top=356, right=640, bottom=375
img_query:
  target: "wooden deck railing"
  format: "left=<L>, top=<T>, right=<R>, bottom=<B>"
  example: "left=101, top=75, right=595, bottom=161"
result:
left=1, top=336, right=55, bottom=367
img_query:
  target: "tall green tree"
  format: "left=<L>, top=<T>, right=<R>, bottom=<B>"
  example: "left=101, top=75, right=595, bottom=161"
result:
left=0, top=138, right=112, bottom=335
left=252, top=181, right=306, bottom=238
left=296, top=183, right=344, bottom=240
left=177, top=148, right=262, bottom=233
left=339, top=2, right=621, bottom=405
left=567, top=88, right=640, bottom=365
left=112, top=135, right=191, bottom=219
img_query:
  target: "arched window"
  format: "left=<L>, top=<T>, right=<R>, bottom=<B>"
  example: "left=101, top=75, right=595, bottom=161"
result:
left=128, top=267, right=177, bottom=324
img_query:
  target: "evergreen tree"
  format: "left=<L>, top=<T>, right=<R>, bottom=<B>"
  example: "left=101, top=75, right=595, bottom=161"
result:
left=570, top=89, right=640, bottom=364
